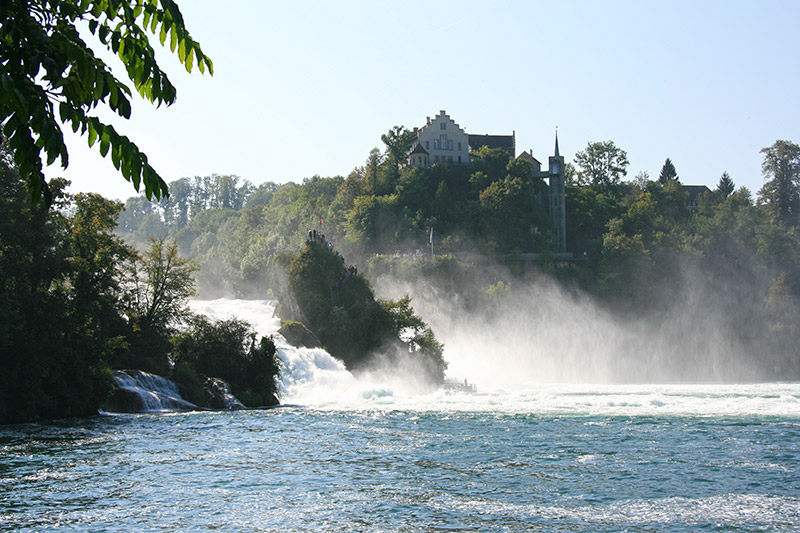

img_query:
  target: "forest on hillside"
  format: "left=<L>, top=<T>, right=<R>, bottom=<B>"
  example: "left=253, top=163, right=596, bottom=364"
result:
left=115, top=132, right=800, bottom=378
left=3, top=128, right=800, bottom=422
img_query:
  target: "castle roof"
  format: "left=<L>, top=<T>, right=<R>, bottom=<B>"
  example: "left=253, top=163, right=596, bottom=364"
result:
left=468, top=134, right=515, bottom=154
left=682, top=185, right=712, bottom=199
left=410, top=143, right=428, bottom=155
left=517, top=150, right=541, bottom=165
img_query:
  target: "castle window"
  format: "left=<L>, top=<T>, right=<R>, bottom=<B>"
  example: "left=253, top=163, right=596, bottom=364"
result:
left=458, top=155, right=462, bottom=163
left=440, top=134, right=447, bottom=149
left=425, top=141, right=429, bottom=150
left=448, top=139, right=453, bottom=150
left=434, top=140, right=439, bottom=149
left=440, top=122, right=446, bottom=130
left=458, top=142, right=461, bottom=151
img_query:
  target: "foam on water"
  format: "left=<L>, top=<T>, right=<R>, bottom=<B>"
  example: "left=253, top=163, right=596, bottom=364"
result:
left=188, top=299, right=800, bottom=418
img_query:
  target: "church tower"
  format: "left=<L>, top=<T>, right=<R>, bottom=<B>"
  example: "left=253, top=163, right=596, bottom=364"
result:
left=548, top=132, right=567, bottom=252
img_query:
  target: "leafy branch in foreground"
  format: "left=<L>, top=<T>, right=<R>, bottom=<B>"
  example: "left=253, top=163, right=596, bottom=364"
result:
left=0, top=0, right=213, bottom=204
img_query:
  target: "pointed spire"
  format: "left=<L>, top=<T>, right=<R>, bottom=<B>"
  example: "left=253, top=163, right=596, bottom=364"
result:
left=554, top=127, right=560, bottom=158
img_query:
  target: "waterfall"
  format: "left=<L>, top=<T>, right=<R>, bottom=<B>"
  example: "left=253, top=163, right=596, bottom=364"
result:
left=110, top=369, right=198, bottom=412
left=187, top=299, right=359, bottom=405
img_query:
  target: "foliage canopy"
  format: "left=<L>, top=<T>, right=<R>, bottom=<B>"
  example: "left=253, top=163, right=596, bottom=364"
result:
left=0, top=0, right=213, bottom=204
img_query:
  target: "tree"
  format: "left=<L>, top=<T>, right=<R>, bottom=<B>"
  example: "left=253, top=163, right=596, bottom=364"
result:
left=573, top=140, right=629, bottom=192
left=122, top=236, right=196, bottom=333
left=759, top=140, right=800, bottom=226
left=599, top=217, right=652, bottom=308
left=381, top=126, right=415, bottom=168
left=364, top=148, right=383, bottom=194
left=471, top=146, right=510, bottom=182
left=68, top=192, right=136, bottom=336
left=0, top=0, right=213, bottom=205
left=119, top=236, right=196, bottom=373
left=658, top=158, right=678, bottom=185
left=171, top=315, right=279, bottom=407
left=632, top=170, right=651, bottom=190
left=717, top=171, right=735, bottom=199
left=0, top=155, right=134, bottom=422
left=478, top=175, right=549, bottom=251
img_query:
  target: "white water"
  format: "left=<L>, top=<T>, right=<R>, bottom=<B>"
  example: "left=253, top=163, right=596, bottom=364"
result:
left=188, top=299, right=359, bottom=405
left=113, top=369, right=197, bottom=411
left=187, top=299, right=800, bottom=418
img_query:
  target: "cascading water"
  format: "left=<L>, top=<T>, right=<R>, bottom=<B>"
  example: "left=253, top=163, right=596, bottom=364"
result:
left=111, top=369, right=198, bottom=411
left=185, top=299, right=800, bottom=418
left=188, top=299, right=361, bottom=405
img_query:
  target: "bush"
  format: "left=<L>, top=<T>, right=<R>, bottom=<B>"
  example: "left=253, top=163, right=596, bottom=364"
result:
left=286, top=241, right=447, bottom=383
left=171, top=315, right=280, bottom=407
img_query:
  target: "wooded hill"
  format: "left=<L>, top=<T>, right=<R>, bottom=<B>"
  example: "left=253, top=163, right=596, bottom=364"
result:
left=116, top=136, right=800, bottom=378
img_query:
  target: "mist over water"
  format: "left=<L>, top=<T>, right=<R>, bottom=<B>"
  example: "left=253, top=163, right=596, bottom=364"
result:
left=373, top=270, right=774, bottom=386
left=187, top=299, right=434, bottom=407
left=186, top=299, right=799, bottom=419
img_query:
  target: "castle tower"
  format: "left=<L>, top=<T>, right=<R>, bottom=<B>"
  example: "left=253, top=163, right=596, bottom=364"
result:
left=548, top=132, right=567, bottom=252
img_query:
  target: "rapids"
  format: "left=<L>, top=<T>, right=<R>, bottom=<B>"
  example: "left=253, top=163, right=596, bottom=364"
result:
left=1, top=298, right=797, bottom=531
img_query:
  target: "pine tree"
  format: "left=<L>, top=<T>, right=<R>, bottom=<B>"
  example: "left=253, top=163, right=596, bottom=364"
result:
left=659, top=158, right=678, bottom=185
left=717, top=171, right=735, bottom=198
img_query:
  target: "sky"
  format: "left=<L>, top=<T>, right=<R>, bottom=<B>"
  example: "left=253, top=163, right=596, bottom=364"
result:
left=50, top=0, right=800, bottom=202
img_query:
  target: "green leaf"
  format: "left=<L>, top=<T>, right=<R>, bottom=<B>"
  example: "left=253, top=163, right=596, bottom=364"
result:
left=99, top=131, right=110, bottom=157
left=117, top=92, right=131, bottom=119
left=109, top=82, right=118, bottom=108
left=111, top=143, right=121, bottom=170
left=150, top=10, right=159, bottom=33
left=88, top=123, right=98, bottom=147
left=184, top=46, right=193, bottom=73
left=93, top=70, right=105, bottom=101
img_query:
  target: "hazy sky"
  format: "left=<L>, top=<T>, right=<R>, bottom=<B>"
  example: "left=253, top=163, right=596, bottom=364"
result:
left=51, top=0, right=800, bottom=202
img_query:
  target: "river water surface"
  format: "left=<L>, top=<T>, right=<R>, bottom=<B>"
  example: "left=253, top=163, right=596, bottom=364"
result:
left=2, top=385, right=799, bottom=531
left=1, top=300, right=799, bottom=531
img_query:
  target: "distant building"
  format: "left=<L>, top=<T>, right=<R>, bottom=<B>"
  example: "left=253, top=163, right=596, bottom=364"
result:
left=519, top=135, right=567, bottom=252
left=682, top=185, right=712, bottom=213
left=406, top=110, right=567, bottom=252
left=468, top=133, right=516, bottom=157
left=408, top=110, right=515, bottom=168
left=546, top=135, right=566, bottom=252
left=516, top=149, right=542, bottom=174
left=409, top=111, right=470, bottom=167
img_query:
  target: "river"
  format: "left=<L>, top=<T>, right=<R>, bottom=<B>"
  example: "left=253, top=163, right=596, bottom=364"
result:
left=1, top=299, right=799, bottom=531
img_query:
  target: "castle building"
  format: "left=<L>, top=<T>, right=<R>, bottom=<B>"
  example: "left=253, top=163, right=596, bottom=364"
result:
left=406, top=110, right=567, bottom=252
left=408, top=110, right=515, bottom=167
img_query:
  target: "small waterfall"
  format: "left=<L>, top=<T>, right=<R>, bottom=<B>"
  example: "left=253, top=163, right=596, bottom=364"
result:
left=110, top=369, right=198, bottom=412
left=188, top=299, right=360, bottom=404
